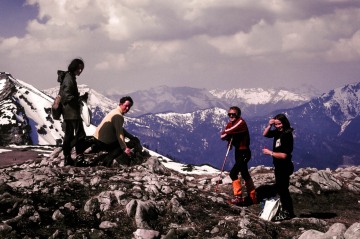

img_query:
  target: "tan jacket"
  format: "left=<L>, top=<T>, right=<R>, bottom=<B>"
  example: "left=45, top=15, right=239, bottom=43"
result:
left=93, top=107, right=127, bottom=150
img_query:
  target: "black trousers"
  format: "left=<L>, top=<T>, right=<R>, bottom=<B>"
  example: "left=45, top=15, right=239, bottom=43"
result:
left=92, top=139, right=124, bottom=166
left=274, top=161, right=294, bottom=214
left=229, top=149, right=252, bottom=181
left=62, top=119, right=86, bottom=157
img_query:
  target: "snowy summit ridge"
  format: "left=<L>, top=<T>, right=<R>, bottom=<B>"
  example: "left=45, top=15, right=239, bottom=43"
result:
left=209, top=88, right=310, bottom=105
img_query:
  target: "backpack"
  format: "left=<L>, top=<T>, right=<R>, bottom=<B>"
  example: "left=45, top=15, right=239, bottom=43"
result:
left=51, top=71, right=67, bottom=120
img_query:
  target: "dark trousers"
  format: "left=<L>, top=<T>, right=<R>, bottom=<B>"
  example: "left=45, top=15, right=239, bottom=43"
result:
left=274, top=162, right=294, bottom=214
left=63, top=119, right=86, bottom=157
left=92, top=139, right=124, bottom=166
left=229, top=149, right=252, bottom=181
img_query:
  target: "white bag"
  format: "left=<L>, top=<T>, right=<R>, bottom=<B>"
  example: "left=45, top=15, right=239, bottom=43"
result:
left=259, top=198, right=281, bottom=221
left=80, top=100, right=91, bottom=127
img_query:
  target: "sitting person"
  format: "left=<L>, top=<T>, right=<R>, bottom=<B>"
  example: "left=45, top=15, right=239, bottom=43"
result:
left=91, top=96, right=140, bottom=166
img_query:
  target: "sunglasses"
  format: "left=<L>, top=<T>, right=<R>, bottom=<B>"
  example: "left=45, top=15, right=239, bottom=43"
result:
left=228, top=113, right=237, bottom=118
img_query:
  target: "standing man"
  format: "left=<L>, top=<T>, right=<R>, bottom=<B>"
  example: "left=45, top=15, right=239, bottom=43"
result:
left=92, top=96, right=137, bottom=166
left=221, top=106, right=257, bottom=206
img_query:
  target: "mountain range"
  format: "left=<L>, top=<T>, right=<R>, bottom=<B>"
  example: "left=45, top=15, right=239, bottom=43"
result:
left=106, top=85, right=311, bottom=117
left=1, top=71, right=359, bottom=170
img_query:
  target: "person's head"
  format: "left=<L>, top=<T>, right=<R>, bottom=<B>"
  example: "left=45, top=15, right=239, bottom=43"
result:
left=228, top=106, right=241, bottom=122
left=68, top=58, right=84, bottom=76
left=119, top=96, right=133, bottom=114
left=273, top=113, right=293, bottom=132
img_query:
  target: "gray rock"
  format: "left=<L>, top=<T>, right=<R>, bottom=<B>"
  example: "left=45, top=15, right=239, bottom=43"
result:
left=323, top=222, right=346, bottom=238
left=90, top=175, right=102, bottom=186
left=133, top=228, right=160, bottom=239
left=344, top=222, right=360, bottom=239
left=145, top=157, right=170, bottom=175
left=52, top=209, right=64, bottom=221
left=126, top=199, right=158, bottom=229
left=170, top=197, right=190, bottom=218
left=298, top=229, right=325, bottom=239
left=84, top=197, right=100, bottom=215
left=0, top=223, right=12, bottom=234
left=99, top=221, right=118, bottom=229
left=161, top=185, right=172, bottom=194
left=1, top=146, right=360, bottom=238
left=309, top=171, right=343, bottom=191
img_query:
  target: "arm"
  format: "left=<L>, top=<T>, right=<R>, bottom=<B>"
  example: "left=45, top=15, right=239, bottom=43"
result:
left=124, top=129, right=136, bottom=140
left=263, top=118, right=275, bottom=136
left=262, top=148, right=288, bottom=159
left=263, top=131, right=293, bottom=160
left=221, top=119, right=246, bottom=139
left=112, top=115, right=132, bottom=156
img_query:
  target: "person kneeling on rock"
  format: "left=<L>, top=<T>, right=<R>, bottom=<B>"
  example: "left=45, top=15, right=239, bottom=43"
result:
left=90, top=96, right=140, bottom=167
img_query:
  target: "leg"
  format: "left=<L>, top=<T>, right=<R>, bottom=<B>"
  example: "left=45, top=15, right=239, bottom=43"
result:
left=94, top=141, right=124, bottom=167
left=102, top=147, right=123, bottom=167
left=229, top=152, right=242, bottom=197
left=237, top=149, right=257, bottom=204
left=227, top=151, right=244, bottom=205
left=275, top=167, right=294, bottom=216
left=72, top=120, right=87, bottom=154
left=237, top=149, right=251, bottom=181
left=62, top=120, right=75, bottom=166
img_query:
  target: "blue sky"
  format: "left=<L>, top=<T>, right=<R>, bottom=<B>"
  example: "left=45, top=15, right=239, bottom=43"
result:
left=1, top=0, right=360, bottom=95
left=0, top=0, right=37, bottom=37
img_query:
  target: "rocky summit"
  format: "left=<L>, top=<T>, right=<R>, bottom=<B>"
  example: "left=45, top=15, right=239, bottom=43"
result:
left=0, top=147, right=359, bottom=239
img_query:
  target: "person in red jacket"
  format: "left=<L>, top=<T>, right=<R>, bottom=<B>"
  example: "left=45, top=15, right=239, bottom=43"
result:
left=221, top=106, right=257, bottom=206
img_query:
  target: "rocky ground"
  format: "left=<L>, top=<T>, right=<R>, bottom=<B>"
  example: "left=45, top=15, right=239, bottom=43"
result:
left=0, top=146, right=359, bottom=239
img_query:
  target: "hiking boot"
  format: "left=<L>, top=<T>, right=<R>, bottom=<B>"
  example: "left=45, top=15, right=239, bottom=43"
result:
left=64, top=156, right=75, bottom=166
left=232, top=179, right=242, bottom=197
left=227, top=196, right=246, bottom=206
left=273, top=210, right=295, bottom=222
left=75, top=154, right=91, bottom=167
left=245, top=179, right=257, bottom=204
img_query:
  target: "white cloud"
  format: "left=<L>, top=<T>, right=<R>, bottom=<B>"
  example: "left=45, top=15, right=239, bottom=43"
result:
left=1, top=0, right=360, bottom=93
left=326, top=30, right=360, bottom=61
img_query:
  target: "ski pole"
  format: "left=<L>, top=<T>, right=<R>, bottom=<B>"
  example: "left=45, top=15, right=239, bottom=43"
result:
left=215, top=138, right=233, bottom=192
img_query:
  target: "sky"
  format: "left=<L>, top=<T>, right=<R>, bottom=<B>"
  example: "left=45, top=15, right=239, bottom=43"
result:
left=1, top=0, right=360, bottom=95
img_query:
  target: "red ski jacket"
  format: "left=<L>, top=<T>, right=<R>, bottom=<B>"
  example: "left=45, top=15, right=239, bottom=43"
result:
left=220, top=117, right=250, bottom=150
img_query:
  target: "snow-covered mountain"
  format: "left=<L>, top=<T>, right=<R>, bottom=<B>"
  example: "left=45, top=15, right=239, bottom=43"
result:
left=0, top=72, right=95, bottom=145
left=1, top=72, right=359, bottom=170
left=320, top=83, right=360, bottom=134
left=276, top=82, right=360, bottom=169
left=209, top=88, right=309, bottom=104
left=106, top=85, right=310, bottom=117
left=124, top=83, right=360, bottom=170
left=44, top=84, right=310, bottom=121
left=106, top=86, right=227, bottom=117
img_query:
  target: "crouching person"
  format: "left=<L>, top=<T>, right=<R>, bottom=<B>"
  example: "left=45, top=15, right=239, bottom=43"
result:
left=92, top=96, right=137, bottom=166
